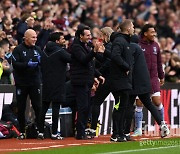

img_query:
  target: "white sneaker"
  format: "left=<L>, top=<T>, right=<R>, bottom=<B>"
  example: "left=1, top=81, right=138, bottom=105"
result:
left=51, top=134, right=64, bottom=140
left=160, top=124, right=170, bottom=138
left=131, top=129, right=142, bottom=137
left=85, top=128, right=96, bottom=138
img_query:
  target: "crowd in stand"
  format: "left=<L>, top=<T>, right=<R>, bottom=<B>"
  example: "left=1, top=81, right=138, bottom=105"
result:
left=0, top=0, right=180, bottom=84
left=0, top=0, right=179, bottom=140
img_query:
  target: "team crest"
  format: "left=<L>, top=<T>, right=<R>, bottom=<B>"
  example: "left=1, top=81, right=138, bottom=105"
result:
left=34, top=50, right=39, bottom=56
left=142, top=48, right=146, bottom=52
left=23, top=51, right=26, bottom=56
left=153, top=47, right=157, bottom=54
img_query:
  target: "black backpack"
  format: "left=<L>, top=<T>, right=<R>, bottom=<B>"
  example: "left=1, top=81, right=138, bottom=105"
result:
left=26, top=122, right=51, bottom=139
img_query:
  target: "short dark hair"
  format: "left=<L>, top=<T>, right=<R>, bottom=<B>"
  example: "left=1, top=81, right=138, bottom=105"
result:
left=0, top=39, right=9, bottom=47
left=48, top=32, right=64, bottom=42
left=75, top=24, right=90, bottom=38
left=140, top=24, right=155, bottom=37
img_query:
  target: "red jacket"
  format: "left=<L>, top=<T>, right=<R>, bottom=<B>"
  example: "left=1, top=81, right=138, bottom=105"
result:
left=139, top=38, right=164, bottom=93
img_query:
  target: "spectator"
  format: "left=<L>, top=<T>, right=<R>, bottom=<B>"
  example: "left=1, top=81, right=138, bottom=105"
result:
left=16, top=13, right=35, bottom=44
left=0, top=47, right=12, bottom=84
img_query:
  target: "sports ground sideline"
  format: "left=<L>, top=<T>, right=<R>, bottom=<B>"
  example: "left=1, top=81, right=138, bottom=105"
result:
left=0, top=132, right=179, bottom=154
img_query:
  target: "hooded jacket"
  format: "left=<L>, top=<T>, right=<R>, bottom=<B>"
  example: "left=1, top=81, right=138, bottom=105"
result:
left=41, top=41, right=71, bottom=102
left=109, top=32, right=133, bottom=91
left=130, top=43, right=151, bottom=95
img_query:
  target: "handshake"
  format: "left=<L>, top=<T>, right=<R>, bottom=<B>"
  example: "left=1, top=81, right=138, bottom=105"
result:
left=27, top=59, right=38, bottom=68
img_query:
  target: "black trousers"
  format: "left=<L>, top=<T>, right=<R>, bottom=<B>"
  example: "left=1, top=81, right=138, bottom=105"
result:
left=112, top=90, right=129, bottom=137
left=16, top=85, right=41, bottom=133
left=91, top=80, right=118, bottom=130
left=38, top=101, right=61, bottom=135
left=124, top=93, right=163, bottom=134
left=72, top=84, right=91, bottom=137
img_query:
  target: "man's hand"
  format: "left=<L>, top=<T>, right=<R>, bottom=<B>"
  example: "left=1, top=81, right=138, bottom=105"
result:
left=160, top=78, right=164, bottom=86
left=94, top=78, right=100, bottom=87
left=99, top=76, right=105, bottom=84
left=2, top=59, right=10, bottom=70
left=97, top=45, right=105, bottom=53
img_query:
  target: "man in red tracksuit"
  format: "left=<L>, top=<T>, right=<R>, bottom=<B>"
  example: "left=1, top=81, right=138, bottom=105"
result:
left=132, top=24, right=165, bottom=136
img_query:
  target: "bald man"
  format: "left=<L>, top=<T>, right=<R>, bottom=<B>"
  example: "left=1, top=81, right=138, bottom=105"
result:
left=12, top=29, right=42, bottom=139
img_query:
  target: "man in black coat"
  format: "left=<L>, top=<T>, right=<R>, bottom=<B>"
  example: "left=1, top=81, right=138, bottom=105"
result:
left=12, top=29, right=42, bottom=139
left=110, top=19, right=134, bottom=142
left=37, top=32, right=71, bottom=140
left=70, top=25, right=104, bottom=140
left=123, top=35, right=170, bottom=139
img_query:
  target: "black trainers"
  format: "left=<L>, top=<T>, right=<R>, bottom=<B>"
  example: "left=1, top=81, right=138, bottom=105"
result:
left=117, top=136, right=127, bottom=142
left=110, top=134, right=119, bottom=142
left=17, top=133, right=26, bottom=140
left=37, top=133, right=44, bottom=140
left=76, top=134, right=92, bottom=140
left=51, top=134, right=64, bottom=140
left=124, top=134, right=134, bottom=141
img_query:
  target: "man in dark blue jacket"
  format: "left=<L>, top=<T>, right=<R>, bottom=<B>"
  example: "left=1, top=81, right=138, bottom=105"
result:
left=12, top=29, right=41, bottom=139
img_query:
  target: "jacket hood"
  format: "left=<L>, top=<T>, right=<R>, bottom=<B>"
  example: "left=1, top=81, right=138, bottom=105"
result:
left=110, top=32, right=131, bottom=43
left=44, top=41, right=62, bottom=55
left=110, top=32, right=120, bottom=42
left=130, top=34, right=139, bottom=44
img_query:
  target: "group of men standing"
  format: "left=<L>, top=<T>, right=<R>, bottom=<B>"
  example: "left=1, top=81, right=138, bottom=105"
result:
left=11, top=19, right=170, bottom=141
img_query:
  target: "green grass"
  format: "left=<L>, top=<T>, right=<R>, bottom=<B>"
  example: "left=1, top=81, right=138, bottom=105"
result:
left=12, top=138, right=180, bottom=154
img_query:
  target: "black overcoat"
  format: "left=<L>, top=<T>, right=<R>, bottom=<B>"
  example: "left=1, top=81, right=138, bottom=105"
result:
left=70, top=38, right=101, bottom=86
left=130, top=43, right=151, bottom=95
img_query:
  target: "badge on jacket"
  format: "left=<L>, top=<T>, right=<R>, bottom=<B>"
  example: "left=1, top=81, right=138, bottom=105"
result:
left=23, top=51, right=26, bottom=57
left=153, top=47, right=157, bottom=54
left=34, top=50, right=39, bottom=57
left=142, top=48, right=146, bottom=52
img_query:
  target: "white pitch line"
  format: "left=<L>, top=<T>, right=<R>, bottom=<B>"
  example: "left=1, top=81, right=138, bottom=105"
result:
left=21, top=147, right=49, bottom=151
left=49, top=145, right=65, bottom=148
left=0, top=149, right=23, bottom=151
left=92, top=141, right=111, bottom=143
left=97, top=145, right=180, bottom=154
left=83, top=143, right=96, bottom=145
left=139, top=138, right=150, bottom=140
left=20, top=142, right=57, bottom=145
left=67, top=144, right=81, bottom=146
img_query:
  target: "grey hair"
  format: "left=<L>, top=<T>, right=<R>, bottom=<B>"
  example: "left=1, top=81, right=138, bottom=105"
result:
left=100, top=27, right=114, bottom=42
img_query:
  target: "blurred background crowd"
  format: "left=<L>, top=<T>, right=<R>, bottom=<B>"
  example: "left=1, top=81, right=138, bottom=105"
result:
left=0, top=0, right=180, bottom=83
